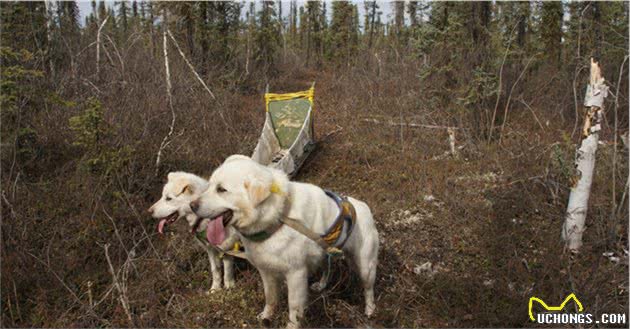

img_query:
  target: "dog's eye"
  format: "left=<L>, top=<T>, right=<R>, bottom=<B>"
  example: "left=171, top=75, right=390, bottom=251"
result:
left=165, top=197, right=172, bottom=201
left=217, top=186, right=227, bottom=193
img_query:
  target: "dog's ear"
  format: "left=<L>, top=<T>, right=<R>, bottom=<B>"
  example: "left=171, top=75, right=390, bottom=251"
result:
left=244, top=177, right=271, bottom=207
left=225, top=154, right=250, bottom=164
left=180, top=184, right=193, bottom=195
left=167, top=172, right=182, bottom=182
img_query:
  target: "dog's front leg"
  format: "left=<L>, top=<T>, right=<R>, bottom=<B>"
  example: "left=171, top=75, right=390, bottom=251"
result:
left=257, top=270, right=279, bottom=324
left=196, top=238, right=223, bottom=293
left=286, top=269, right=308, bottom=329
left=206, top=249, right=223, bottom=292
left=222, top=256, right=235, bottom=289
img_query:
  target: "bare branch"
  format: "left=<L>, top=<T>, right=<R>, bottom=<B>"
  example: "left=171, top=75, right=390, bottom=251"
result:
left=166, top=29, right=215, bottom=99
left=103, top=244, right=134, bottom=326
left=499, top=53, right=537, bottom=144
left=165, top=29, right=231, bottom=129
left=488, top=20, right=520, bottom=142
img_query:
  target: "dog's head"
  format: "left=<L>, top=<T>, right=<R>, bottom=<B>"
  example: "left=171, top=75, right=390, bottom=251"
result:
left=148, top=172, right=209, bottom=234
left=191, top=155, right=288, bottom=244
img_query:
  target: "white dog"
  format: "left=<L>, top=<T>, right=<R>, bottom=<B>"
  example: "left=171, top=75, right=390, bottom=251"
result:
left=148, top=172, right=239, bottom=292
left=191, top=155, right=379, bottom=328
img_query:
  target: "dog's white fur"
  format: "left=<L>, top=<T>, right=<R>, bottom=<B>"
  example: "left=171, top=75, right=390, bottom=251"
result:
left=193, top=155, right=379, bottom=328
left=149, top=172, right=238, bottom=292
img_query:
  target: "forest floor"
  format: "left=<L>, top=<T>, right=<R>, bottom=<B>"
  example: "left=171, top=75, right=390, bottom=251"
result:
left=135, top=68, right=628, bottom=328
left=4, top=62, right=627, bottom=328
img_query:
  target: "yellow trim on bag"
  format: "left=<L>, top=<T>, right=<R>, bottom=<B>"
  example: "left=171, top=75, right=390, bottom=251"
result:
left=265, top=87, right=315, bottom=112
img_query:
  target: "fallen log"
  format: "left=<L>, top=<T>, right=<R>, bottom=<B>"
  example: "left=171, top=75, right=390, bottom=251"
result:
left=361, top=118, right=458, bottom=130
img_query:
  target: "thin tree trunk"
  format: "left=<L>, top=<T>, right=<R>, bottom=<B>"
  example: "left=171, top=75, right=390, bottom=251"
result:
left=96, top=16, right=109, bottom=80
left=368, top=1, right=376, bottom=49
left=609, top=56, right=628, bottom=242
left=155, top=10, right=175, bottom=176
left=562, top=58, right=609, bottom=252
left=44, top=0, right=55, bottom=76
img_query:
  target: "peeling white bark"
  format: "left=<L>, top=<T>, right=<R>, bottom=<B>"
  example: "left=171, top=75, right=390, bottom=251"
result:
left=562, top=58, right=608, bottom=252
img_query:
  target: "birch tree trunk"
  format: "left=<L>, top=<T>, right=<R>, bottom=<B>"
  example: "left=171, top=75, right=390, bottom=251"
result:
left=44, top=0, right=55, bottom=76
left=562, top=58, right=609, bottom=252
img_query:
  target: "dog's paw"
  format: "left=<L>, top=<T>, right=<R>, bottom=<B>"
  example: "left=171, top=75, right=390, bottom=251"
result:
left=257, top=306, right=274, bottom=324
left=209, top=285, right=222, bottom=294
left=309, top=281, right=326, bottom=292
left=257, top=312, right=272, bottom=321
left=285, top=320, right=300, bottom=329
left=257, top=312, right=273, bottom=327
left=365, top=303, right=376, bottom=317
left=224, top=279, right=235, bottom=289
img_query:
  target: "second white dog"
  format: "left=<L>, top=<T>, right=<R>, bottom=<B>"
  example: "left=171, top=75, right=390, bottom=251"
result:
left=149, top=172, right=239, bottom=292
left=191, top=155, right=379, bottom=328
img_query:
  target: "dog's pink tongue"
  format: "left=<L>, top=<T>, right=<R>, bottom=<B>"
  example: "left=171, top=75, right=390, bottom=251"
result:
left=157, top=219, right=167, bottom=234
left=206, top=216, right=226, bottom=246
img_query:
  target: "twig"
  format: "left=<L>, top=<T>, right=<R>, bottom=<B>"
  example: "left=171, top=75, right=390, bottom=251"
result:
left=114, top=175, right=163, bottom=261
left=499, top=53, right=537, bottom=144
left=616, top=175, right=629, bottom=219
left=102, top=207, right=139, bottom=274
left=399, top=100, right=404, bottom=153
left=488, top=20, right=520, bottom=142
left=82, top=78, right=102, bottom=94
left=104, top=34, right=125, bottom=81
left=103, top=244, right=134, bottom=326
left=75, top=41, right=98, bottom=58
left=517, top=98, right=545, bottom=131
left=25, top=251, right=98, bottom=318
left=100, top=36, right=116, bottom=72
left=12, top=279, right=21, bottom=322
left=6, top=291, right=14, bottom=324
left=1, top=190, right=17, bottom=219
left=321, top=125, right=343, bottom=142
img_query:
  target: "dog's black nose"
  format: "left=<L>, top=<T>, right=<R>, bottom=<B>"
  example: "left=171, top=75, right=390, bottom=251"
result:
left=190, top=200, right=199, bottom=212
